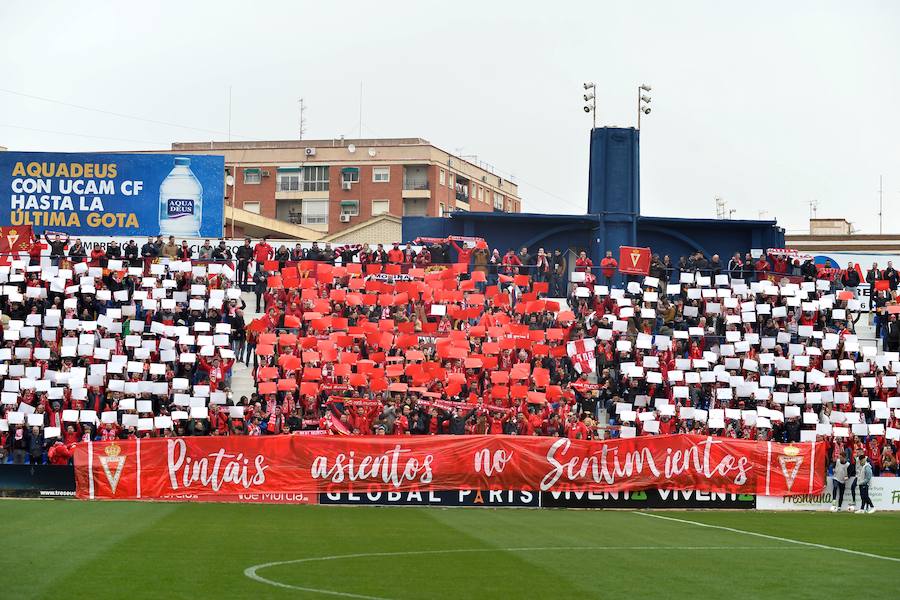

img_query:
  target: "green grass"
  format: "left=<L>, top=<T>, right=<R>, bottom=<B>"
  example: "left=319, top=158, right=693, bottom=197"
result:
left=3, top=500, right=899, bottom=599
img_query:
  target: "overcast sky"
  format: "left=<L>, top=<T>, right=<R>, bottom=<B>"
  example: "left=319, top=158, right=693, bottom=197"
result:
left=1, top=0, right=897, bottom=234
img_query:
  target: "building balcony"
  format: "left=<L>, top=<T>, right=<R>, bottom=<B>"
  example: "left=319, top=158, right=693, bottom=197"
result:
left=402, top=180, right=430, bottom=199
left=403, top=179, right=429, bottom=191
left=275, top=189, right=304, bottom=200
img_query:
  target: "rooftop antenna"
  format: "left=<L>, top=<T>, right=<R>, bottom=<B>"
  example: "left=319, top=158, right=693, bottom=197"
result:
left=715, top=196, right=727, bottom=219
left=808, top=199, right=818, bottom=219
left=227, top=85, right=232, bottom=142
left=298, top=97, right=307, bottom=140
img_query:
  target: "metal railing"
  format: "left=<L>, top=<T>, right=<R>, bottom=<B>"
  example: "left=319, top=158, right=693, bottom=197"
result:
left=402, top=180, right=429, bottom=190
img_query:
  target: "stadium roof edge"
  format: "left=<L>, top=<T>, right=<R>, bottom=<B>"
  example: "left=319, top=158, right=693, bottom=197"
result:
left=638, top=215, right=780, bottom=227
left=447, top=211, right=599, bottom=224
left=446, top=212, right=779, bottom=228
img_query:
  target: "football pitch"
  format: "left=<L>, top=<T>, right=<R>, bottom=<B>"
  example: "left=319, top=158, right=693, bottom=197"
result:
left=5, top=500, right=899, bottom=599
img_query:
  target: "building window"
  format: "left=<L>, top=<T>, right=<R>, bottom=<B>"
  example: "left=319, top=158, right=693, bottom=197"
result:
left=439, top=203, right=445, bottom=217
left=242, top=201, right=261, bottom=214
left=439, top=169, right=446, bottom=186
left=341, top=167, right=360, bottom=184
left=478, top=186, right=484, bottom=201
left=493, top=192, right=504, bottom=210
left=372, top=199, right=390, bottom=216
left=372, top=167, right=390, bottom=183
left=302, top=166, right=329, bottom=192
left=340, top=200, right=359, bottom=217
left=277, top=170, right=300, bottom=191
left=243, top=168, right=261, bottom=184
left=302, top=199, right=328, bottom=225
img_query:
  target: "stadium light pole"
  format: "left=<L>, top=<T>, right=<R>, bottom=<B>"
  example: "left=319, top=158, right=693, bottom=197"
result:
left=583, top=82, right=596, bottom=130
left=637, top=84, right=652, bottom=130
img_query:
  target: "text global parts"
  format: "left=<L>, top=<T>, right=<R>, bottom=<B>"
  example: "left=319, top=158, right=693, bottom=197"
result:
left=1, top=151, right=223, bottom=236
left=320, top=490, right=539, bottom=507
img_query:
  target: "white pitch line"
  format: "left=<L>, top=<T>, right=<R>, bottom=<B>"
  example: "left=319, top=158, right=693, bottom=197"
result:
left=244, top=545, right=808, bottom=598
left=634, top=511, right=900, bottom=563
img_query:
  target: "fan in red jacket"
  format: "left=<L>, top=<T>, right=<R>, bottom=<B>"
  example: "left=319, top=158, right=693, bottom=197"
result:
left=599, top=251, right=617, bottom=279
left=501, top=249, right=521, bottom=275
left=576, top=251, right=595, bottom=273
left=253, top=238, right=274, bottom=265
left=47, top=441, right=75, bottom=465
left=198, top=356, right=235, bottom=391
left=450, top=239, right=473, bottom=266
left=387, top=243, right=405, bottom=264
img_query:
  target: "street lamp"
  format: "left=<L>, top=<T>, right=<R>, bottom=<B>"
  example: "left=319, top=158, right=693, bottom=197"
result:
left=225, top=172, right=235, bottom=238
left=637, top=84, right=651, bottom=129
left=583, top=82, right=596, bottom=129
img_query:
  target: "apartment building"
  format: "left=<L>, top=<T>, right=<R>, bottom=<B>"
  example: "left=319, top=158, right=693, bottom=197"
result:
left=168, top=137, right=522, bottom=236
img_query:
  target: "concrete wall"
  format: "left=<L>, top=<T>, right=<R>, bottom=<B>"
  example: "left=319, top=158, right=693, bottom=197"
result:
left=809, top=219, right=852, bottom=235
left=324, top=216, right=402, bottom=245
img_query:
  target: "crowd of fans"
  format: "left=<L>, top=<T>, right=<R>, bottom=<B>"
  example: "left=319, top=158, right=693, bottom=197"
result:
left=2, top=235, right=899, bottom=480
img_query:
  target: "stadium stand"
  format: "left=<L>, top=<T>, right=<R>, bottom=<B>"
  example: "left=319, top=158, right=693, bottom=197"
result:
left=1, top=235, right=898, bottom=481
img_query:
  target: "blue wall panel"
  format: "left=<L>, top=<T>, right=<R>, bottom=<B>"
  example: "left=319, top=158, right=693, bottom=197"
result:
left=637, top=217, right=784, bottom=262
left=403, top=214, right=784, bottom=266
left=586, top=127, right=640, bottom=265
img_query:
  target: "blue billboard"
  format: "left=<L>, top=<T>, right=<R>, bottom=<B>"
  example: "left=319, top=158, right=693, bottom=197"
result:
left=0, top=151, right=224, bottom=237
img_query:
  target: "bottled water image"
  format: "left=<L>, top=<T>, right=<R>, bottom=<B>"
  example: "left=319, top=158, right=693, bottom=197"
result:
left=159, top=157, right=203, bottom=237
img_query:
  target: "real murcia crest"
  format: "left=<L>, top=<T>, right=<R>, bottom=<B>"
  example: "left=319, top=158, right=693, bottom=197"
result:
left=99, top=443, right=126, bottom=494
left=5, top=228, right=20, bottom=250
left=630, top=248, right=641, bottom=267
left=778, top=445, right=803, bottom=491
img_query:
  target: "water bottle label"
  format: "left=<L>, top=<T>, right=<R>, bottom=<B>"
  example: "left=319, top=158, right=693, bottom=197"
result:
left=166, top=198, right=195, bottom=219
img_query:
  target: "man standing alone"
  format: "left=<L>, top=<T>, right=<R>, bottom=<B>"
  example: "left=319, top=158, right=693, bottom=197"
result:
left=857, top=454, right=875, bottom=513
left=600, top=250, right=617, bottom=287
left=551, top=249, right=567, bottom=297
left=831, top=454, right=849, bottom=512
left=253, top=236, right=274, bottom=271
left=235, top=238, right=253, bottom=290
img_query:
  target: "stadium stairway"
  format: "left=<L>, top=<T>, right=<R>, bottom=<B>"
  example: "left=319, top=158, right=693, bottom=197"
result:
left=228, top=291, right=261, bottom=402
left=856, top=313, right=878, bottom=351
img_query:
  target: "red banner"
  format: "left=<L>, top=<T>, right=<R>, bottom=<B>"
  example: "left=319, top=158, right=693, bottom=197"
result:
left=618, top=246, right=651, bottom=275
left=74, top=434, right=825, bottom=502
left=0, top=225, right=33, bottom=253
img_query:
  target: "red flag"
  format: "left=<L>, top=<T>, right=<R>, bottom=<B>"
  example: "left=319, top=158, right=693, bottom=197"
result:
left=618, top=246, right=651, bottom=275
left=0, top=226, right=33, bottom=253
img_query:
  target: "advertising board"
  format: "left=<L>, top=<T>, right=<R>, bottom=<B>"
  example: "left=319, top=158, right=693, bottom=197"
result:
left=541, top=489, right=755, bottom=509
left=320, top=490, right=540, bottom=507
left=756, top=476, right=900, bottom=511
left=0, top=151, right=224, bottom=237
left=0, top=465, right=76, bottom=498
